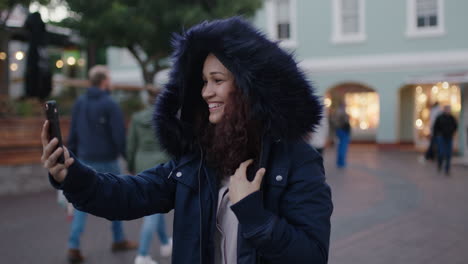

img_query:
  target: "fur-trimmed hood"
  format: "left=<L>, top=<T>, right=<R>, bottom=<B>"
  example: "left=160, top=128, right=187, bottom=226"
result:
left=154, top=17, right=322, bottom=158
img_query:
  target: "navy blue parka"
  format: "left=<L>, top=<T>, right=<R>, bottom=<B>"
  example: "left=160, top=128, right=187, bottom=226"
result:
left=52, top=17, right=333, bottom=264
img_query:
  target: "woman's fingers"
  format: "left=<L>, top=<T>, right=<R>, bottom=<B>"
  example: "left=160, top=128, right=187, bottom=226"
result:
left=63, top=147, right=75, bottom=168
left=44, top=146, right=63, bottom=169
left=41, top=121, right=49, bottom=148
left=42, top=138, right=58, bottom=163
left=253, top=168, right=266, bottom=186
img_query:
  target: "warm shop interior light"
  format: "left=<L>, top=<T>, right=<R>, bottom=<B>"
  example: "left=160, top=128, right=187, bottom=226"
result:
left=0, top=52, right=6, bottom=60
left=324, top=98, right=332, bottom=108
left=359, top=121, right=369, bottom=130
left=415, top=119, right=423, bottom=129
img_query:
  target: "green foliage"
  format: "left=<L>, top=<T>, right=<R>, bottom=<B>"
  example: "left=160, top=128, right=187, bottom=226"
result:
left=62, top=0, right=263, bottom=84
left=0, top=0, right=50, bottom=27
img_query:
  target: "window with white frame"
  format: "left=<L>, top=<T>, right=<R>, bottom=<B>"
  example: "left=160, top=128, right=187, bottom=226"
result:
left=265, top=0, right=297, bottom=47
left=332, top=0, right=366, bottom=44
left=407, top=0, right=444, bottom=37
left=276, top=0, right=291, bottom=40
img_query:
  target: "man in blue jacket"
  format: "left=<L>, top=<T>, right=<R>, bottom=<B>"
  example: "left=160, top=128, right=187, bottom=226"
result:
left=66, top=65, right=137, bottom=263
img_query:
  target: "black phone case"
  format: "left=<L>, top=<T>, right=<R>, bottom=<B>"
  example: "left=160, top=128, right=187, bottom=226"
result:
left=45, top=100, right=65, bottom=164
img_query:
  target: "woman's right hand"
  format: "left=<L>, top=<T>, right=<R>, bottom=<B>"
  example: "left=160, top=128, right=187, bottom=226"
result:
left=41, top=121, right=74, bottom=183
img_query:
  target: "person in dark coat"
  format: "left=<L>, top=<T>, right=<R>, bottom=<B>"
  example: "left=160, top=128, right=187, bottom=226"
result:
left=65, top=65, right=137, bottom=263
left=41, top=17, right=333, bottom=264
left=433, top=105, right=458, bottom=175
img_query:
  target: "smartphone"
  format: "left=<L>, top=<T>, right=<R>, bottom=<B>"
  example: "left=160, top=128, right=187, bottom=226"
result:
left=44, top=100, right=65, bottom=164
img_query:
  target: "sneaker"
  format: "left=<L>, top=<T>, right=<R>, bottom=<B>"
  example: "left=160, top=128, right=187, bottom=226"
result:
left=111, top=240, right=138, bottom=252
left=160, top=238, right=173, bottom=257
left=134, top=255, right=158, bottom=264
left=67, top=249, right=84, bottom=263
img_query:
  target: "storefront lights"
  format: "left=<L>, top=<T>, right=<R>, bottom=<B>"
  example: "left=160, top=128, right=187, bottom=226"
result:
left=416, top=86, right=422, bottom=93
left=10, top=63, right=18, bottom=71
left=431, top=85, right=438, bottom=94
left=77, top=58, right=85, bottom=66
left=324, top=98, right=332, bottom=108
left=359, top=121, right=369, bottom=130
left=15, top=51, right=24, bottom=61
left=442, top=82, right=449, bottom=89
left=67, top=56, right=76, bottom=65
left=56, top=60, right=64, bottom=69
left=0, top=52, right=6, bottom=60
left=415, top=119, right=423, bottom=129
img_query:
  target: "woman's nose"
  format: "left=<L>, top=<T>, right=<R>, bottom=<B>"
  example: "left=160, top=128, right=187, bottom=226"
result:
left=202, top=84, right=215, bottom=99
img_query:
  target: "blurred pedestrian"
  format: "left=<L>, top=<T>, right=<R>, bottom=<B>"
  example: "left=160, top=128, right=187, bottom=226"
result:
left=66, top=65, right=137, bottom=263
left=127, top=89, right=172, bottom=264
left=42, top=17, right=333, bottom=264
left=433, top=105, right=458, bottom=175
left=308, top=105, right=329, bottom=155
left=424, top=102, right=442, bottom=161
left=332, top=103, right=351, bottom=168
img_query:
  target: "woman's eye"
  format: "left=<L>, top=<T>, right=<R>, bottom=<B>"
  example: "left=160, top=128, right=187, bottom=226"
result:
left=215, top=79, right=223, bottom=84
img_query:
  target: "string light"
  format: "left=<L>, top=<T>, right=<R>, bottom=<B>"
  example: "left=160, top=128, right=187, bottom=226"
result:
left=0, top=52, right=6, bottom=60
left=15, top=51, right=24, bottom=61
left=10, top=63, right=18, bottom=71
left=56, top=60, right=64, bottom=68
left=66, top=56, right=76, bottom=65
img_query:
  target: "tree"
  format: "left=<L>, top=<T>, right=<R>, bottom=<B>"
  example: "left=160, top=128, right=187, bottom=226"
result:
left=62, top=0, right=262, bottom=87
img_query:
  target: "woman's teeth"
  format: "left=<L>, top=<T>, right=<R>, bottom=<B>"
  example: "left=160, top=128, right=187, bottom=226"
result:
left=209, top=103, right=223, bottom=109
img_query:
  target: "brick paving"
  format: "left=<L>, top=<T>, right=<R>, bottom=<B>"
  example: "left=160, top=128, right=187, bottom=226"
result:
left=0, top=145, right=467, bottom=263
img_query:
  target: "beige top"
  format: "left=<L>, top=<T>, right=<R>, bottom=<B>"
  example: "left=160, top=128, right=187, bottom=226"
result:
left=214, top=180, right=239, bottom=264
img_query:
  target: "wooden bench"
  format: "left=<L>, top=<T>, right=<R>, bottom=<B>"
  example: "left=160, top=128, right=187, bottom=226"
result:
left=0, top=118, right=70, bottom=165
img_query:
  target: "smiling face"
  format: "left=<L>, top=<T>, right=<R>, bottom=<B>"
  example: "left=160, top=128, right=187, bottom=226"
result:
left=201, top=53, right=236, bottom=124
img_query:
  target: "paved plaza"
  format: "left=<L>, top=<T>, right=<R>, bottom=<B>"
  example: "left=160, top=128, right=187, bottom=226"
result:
left=0, top=145, right=467, bottom=263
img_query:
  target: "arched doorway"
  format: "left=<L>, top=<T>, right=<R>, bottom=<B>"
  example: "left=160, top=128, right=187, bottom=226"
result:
left=399, top=82, right=462, bottom=149
left=325, top=82, right=380, bottom=142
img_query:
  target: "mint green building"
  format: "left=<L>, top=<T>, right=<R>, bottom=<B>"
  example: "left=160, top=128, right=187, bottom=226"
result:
left=252, top=0, right=467, bottom=157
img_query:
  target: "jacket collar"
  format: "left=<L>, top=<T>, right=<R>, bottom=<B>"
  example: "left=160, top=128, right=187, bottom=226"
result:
left=170, top=136, right=291, bottom=191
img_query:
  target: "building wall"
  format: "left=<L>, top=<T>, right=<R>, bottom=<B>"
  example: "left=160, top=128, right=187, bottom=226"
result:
left=254, top=0, right=468, bottom=144
left=294, top=0, right=468, bottom=58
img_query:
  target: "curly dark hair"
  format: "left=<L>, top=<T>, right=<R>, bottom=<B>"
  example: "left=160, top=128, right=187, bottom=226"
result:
left=198, top=88, right=261, bottom=178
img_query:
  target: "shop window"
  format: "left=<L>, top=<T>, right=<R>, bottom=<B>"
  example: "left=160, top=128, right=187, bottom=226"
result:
left=414, top=82, right=461, bottom=145
left=344, top=92, right=379, bottom=130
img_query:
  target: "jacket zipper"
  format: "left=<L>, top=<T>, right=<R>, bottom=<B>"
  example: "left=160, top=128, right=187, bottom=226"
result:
left=197, top=144, right=204, bottom=264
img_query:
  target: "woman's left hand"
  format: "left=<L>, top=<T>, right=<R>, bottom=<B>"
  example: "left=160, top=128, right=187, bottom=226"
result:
left=229, top=159, right=266, bottom=204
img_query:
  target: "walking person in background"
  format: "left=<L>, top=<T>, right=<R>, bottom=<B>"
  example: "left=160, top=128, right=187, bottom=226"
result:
left=41, top=17, right=333, bottom=264
left=332, top=103, right=351, bottom=168
left=433, top=105, right=458, bottom=175
left=308, top=105, right=329, bottom=155
left=424, top=102, right=442, bottom=161
left=127, top=89, right=172, bottom=264
left=66, top=65, right=137, bottom=263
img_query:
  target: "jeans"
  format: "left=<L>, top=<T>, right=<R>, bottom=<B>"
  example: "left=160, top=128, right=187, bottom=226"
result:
left=68, top=159, right=125, bottom=249
left=138, top=214, right=170, bottom=256
left=436, top=136, right=453, bottom=174
left=336, top=129, right=350, bottom=168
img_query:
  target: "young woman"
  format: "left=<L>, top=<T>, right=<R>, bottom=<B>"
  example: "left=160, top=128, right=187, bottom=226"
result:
left=41, top=17, right=333, bottom=264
